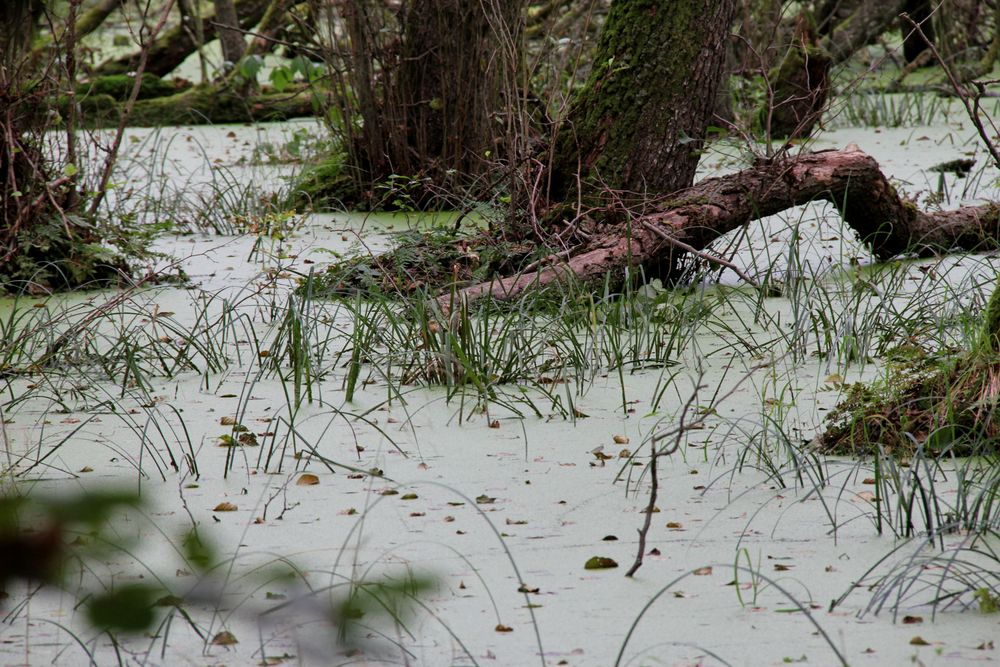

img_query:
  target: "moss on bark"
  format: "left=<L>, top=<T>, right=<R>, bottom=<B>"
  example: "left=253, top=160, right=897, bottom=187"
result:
left=548, top=0, right=736, bottom=201
left=76, top=85, right=316, bottom=127
left=76, top=73, right=181, bottom=101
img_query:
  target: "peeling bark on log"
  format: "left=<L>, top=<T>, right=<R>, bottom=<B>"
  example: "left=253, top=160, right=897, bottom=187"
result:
left=443, top=147, right=1000, bottom=307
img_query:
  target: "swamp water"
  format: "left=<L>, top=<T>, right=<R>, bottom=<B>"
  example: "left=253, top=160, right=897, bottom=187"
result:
left=1, top=119, right=999, bottom=666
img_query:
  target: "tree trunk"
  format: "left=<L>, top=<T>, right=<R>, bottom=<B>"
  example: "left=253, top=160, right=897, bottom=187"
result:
left=213, top=0, right=246, bottom=68
left=547, top=0, right=738, bottom=201
left=248, top=0, right=296, bottom=55
left=96, top=0, right=269, bottom=77
left=442, top=147, right=1000, bottom=307
left=900, top=0, right=934, bottom=64
left=338, top=0, right=526, bottom=196
left=764, top=15, right=831, bottom=140
left=820, top=0, right=907, bottom=64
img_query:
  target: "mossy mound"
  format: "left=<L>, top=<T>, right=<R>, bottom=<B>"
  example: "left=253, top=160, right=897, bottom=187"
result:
left=76, top=73, right=181, bottom=101
left=300, top=228, right=533, bottom=298
left=285, top=154, right=360, bottom=211
left=73, top=84, right=317, bottom=128
left=817, top=345, right=1000, bottom=456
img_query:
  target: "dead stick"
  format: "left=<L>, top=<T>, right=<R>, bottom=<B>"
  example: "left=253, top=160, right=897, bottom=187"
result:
left=641, top=220, right=759, bottom=288
left=902, top=13, right=1000, bottom=171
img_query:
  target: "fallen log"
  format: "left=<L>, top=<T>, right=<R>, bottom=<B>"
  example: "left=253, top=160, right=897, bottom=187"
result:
left=443, top=146, right=1000, bottom=308
left=95, top=0, right=271, bottom=77
left=76, top=84, right=316, bottom=127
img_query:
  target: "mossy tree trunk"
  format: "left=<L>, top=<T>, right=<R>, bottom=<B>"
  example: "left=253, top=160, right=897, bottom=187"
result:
left=547, top=0, right=737, bottom=202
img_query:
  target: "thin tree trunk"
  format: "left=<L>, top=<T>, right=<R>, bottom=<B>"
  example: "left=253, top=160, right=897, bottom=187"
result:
left=213, top=0, right=246, bottom=67
left=178, top=0, right=209, bottom=83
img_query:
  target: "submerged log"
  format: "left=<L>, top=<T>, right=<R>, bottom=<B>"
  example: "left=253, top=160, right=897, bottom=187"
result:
left=444, top=146, right=1000, bottom=307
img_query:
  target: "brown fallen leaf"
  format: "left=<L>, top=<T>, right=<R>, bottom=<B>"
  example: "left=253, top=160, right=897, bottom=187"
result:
left=220, top=416, right=238, bottom=426
left=211, top=630, right=238, bottom=645
left=592, top=447, right=613, bottom=461
left=296, top=473, right=320, bottom=486
left=902, top=615, right=923, bottom=624
left=774, top=564, right=793, bottom=571
left=213, top=502, right=238, bottom=512
left=79, top=466, right=93, bottom=473
left=613, top=435, right=629, bottom=444
left=517, top=584, right=540, bottom=594
left=495, top=624, right=513, bottom=633
left=693, top=566, right=713, bottom=576
left=909, top=636, right=930, bottom=646
left=489, top=420, right=501, bottom=429
left=401, top=493, right=418, bottom=500
left=666, top=522, right=683, bottom=529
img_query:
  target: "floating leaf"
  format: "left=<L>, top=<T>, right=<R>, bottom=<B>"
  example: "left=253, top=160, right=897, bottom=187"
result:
left=613, top=435, right=629, bottom=444
left=401, top=493, right=418, bottom=500
left=584, top=556, right=618, bottom=570
left=517, top=584, right=539, bottom=593
left=213, top=502, right=238, bottom=512
left=902, top=615, right=923, bottom=624
left=297, top=473, right=320, bottom=486
left=476, top=494, right=496, bottom=504
left=693, top=566, right=713, bottom=576
left=909, top=636, right=930, bottom=646
left=495, top=624, right=513, bottom=633
left=211, top=630, right=238, bottom=645
left=220, top=416, right=238, bottom=426
left=666, top=522, right=683, bottom=529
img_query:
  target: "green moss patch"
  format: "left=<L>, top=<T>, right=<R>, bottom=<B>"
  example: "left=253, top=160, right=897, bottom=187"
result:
left=300, top=228, right=534, bottom=299
left=817, top=345, right=1000, bottom=457
left=75, top=74, right=181, bottom=101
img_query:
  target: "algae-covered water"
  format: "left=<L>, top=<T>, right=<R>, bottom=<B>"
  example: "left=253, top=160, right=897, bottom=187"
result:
left=2, top=117, right=1000, bottom=666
